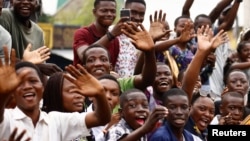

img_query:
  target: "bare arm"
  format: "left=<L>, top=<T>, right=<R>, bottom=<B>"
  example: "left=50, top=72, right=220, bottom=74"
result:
left=182, top=25, right=228, bottom=101
left=64, top=64, right=111, bottom=128
left=209, top=0, right=233, bottom=24
left=182, top=0, right=194, bottom=17
left=218, top=0, right=241, bottom=31
left=230, top=62, right=250, bottom=70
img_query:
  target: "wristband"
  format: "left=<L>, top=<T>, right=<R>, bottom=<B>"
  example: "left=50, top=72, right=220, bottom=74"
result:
left=236, top=0, right=242, bottom=3
left=106, top=32, right=115, bottom=41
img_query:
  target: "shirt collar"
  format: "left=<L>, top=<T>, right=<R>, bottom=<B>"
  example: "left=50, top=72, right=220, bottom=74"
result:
left=13, top=107, right=49, bottom=125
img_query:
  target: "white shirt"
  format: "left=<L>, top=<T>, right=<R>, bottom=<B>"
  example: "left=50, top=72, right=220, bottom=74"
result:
left=0, top=107, right=90, bottom=141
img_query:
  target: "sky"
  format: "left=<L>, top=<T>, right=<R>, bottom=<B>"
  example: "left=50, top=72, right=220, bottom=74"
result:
left=42, top=0, right=244, bottom=29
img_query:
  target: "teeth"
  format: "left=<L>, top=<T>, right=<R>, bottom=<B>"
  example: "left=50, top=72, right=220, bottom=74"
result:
left=24, top=93, right=35, bottom=97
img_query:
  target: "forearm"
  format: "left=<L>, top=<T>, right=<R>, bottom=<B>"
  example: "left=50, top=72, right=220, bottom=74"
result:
left=182, top=50, right=210, bottom=101
left=182, top=0, right=194, bottom=17
left=155, top=38, right=179, bottom=52
left=209, top=0, right=233, bottom=24
left=134, top=52, right=144, bottom=75
left=140, top=50, right=156, bottom=89
left=219, top=0, right=240, bottom=31
left=94, top=32, right=116, bottom=48
left=94, top=91, right=112, bottom=125
left=230, top=62, right=250, bottom=70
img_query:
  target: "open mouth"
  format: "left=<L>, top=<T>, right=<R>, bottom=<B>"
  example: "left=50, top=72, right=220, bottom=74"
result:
left=159, top=81, right=169, bottom=88
left=135, top=115, right=147, bottom=126
left=23, top=93, right=35, bottom=101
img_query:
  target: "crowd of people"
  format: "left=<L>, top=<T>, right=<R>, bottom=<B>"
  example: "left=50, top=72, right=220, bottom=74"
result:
left=0, top=0, right=249, bottom=141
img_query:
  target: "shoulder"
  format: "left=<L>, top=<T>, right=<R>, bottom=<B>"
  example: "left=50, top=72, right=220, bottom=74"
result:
left=31, top=22, right=43, bottom=33
left=150, top=126, right=169, bottom=140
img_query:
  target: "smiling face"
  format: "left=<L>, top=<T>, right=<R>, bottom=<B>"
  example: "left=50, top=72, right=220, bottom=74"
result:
left=238, top=42, right=250, bottom=62
left=11, top=0, right=37, bottom=20
left=62, top=78, right=85, bottom=112
left=153, top=64, right=173, bottom=95
left=125, top=2, right=146, bottom=24
left=165, top=95, right=189, bottom=129
left=14, top=67, right=43, bottom=113
left=190, top=96, right=215, bottom=131
left=84, top=47, right=112, bottom=78
left=121, top=92, right=149, bottom=130
left=93, top=1, right=116, bottom=28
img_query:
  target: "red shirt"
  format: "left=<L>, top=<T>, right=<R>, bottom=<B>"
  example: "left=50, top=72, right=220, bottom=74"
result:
left=72, top=23, right=119, bottom=67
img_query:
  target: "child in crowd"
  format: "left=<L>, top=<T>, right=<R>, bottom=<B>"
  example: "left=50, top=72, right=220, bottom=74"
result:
left=105, top=88, right=168, bottom=141
left=211, top=91, right=244, bottom=125
left=150, top=88, right=202, bottom=141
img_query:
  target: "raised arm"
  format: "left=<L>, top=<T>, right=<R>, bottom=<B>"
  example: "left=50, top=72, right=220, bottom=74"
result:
left=0, top=47, right=28, bottom=123
left=121, top=22, right=156, bottom=90
left=208, top=0, right=233, bottom=24
left=182, top=0, right=194, bottom=17
left=217, top=0, right=242, bottom=31
left=64, top=64, right=111, bottom=128
left=182, top=25, right=228, bottom=101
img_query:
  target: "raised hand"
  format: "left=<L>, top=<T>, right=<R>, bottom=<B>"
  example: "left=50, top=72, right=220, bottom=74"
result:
left=64, top=64, right=105, bottom=97
left=211, top=29, right=228, bottom=49
left=0, top=47, right=28, bottom=97
left=197, top=25, right=215, bottom=52
left=22, top=44, right=51, bottom=64
left=121, top=22, right=154, bottom=52
left=7, top=128, right=31, bottom=141
left=142, top=105, right=168, bottom=133
left=149, top=10, right=171, bottom=42
left=178, top=20, right=196, bottom=43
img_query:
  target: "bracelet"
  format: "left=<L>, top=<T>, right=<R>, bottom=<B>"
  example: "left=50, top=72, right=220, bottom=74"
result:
left=236, top=0, right=242, bottom=3
left=106, top=32, right=115, bottom=41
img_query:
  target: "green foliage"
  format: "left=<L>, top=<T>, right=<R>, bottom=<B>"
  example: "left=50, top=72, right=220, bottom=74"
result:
left=51, top=0, right=124, bottom=26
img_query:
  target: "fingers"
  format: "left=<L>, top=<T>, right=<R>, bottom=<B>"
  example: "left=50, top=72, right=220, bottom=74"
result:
left=63, top=72, right=76, bottom=83
left=65, top=64, right=82, bottom=78
left=25, top=43, right=32, bottom=51
left=121, top=22, right=138, bottom=37
left=9, top=127, right=18, bottom=141
left=3, top=46, right=10, bottom=66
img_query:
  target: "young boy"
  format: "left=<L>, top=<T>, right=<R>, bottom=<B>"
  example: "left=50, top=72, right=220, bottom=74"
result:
left=150, top=88, right=202, bottom=141
left=105, top=88, right=168, bottom=141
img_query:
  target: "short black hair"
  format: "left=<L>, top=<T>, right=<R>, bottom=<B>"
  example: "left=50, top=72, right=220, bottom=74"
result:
left=221, top=91, right=243, bottom=104
left=15, top=61, right=43, bottom=84
left=194, top=14, right=211, bottom=28
left=162, top=88, right=188, bottom=106
left=125, top=0, right=146, bottom=7
left=81, top=43, right=111, bottom=65
left=174, top=15, right=190, bottom=27
left=94, top=0, right=116, bottom=8
left=119, top=88, right=145, bottom=108
left=223, top=69, right=247, bottom=86
left=237, top=41, right=250, bottom=53
left=98, top=74, right=122, bottom=95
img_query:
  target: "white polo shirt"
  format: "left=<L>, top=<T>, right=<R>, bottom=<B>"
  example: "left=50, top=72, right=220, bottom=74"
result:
left=0, top=107, right=90, bottom=141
